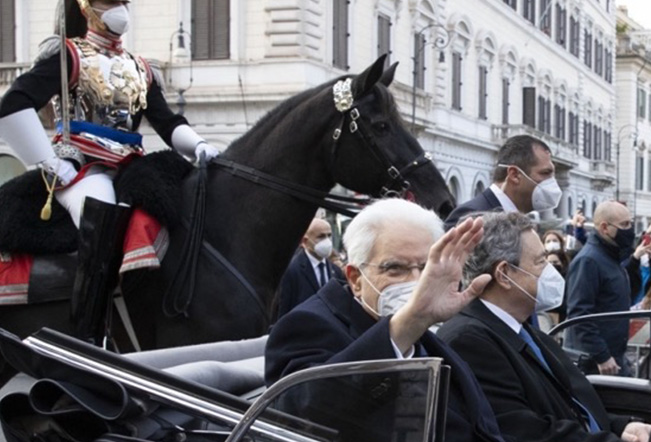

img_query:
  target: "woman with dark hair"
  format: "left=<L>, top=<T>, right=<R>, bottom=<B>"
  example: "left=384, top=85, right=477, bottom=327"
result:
left=0, top=0, right=220, bottom=344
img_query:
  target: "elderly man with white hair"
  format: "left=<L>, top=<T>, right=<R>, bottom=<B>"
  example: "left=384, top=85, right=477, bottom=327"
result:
left=265, top=198, right=506, bottom=442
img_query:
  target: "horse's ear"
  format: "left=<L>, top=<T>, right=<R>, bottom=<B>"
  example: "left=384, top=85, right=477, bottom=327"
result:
left=352, top=54, right=388, bottom=98
left=379, top=62, right=399, bottom=87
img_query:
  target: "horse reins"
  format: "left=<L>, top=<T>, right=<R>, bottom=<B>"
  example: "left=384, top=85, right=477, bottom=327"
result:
left=331, top=77, right=433, bottom=198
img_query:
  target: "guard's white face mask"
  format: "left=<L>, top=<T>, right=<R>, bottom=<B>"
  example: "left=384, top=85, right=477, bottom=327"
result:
left=95, top=5, right=130, bottom=35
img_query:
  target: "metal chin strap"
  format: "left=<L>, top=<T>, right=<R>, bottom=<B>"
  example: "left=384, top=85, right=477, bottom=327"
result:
left=331, top=78, right=432, bottom=198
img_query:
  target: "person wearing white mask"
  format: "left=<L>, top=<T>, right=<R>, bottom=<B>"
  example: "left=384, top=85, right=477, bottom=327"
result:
left=0, top=0, right=220, bottom=344
left=274, top=218, right=344, bottom=319
left=438, top=211, right=651, bottom=442
left=267, top=199, right=508, bottom=442
left=444, top=135, right=561, bottom=231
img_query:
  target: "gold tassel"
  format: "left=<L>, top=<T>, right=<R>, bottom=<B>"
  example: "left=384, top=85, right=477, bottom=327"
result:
left=40, top=168, right=58, bottom=221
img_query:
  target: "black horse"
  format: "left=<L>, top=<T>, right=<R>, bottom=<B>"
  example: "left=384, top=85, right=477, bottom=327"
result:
left=0, top=56, right=455, bottom=352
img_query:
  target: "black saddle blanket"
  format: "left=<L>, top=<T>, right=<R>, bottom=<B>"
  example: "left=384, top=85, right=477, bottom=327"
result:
left=0, top=151, right=193, bottom=255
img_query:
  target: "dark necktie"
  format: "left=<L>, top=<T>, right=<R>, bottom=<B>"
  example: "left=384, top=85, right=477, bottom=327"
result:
left=519, top=327, right=600, bottom=433
left=318, top=262, right=327, bottom=287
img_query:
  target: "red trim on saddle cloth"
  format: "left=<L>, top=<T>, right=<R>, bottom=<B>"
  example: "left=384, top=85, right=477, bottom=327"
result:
left=120, top=209, right=169, bottom=273
left=0, top=253, right=32, bottom=305
left=0, top=211, right=168, bottom=305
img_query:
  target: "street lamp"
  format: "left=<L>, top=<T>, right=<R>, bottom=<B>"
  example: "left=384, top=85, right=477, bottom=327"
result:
left=168, top=22, right=193, bottom=115
left=410, top=23, right=450, bottom=132
left=616, top=124, right=638, bottom=201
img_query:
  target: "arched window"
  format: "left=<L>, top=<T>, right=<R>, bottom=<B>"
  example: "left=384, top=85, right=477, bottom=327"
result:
left=448, top=176, right=461, bottom=202
left=474, top=180, right=486, bottom=197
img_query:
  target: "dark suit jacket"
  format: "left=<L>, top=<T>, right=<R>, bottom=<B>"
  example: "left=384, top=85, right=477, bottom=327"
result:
left=266, top=279, right=506, bottom=442
left=444, top=188, right=502, bottom=231
left=276, top=249, right=344, bottom=319
left=437, top=299, right=630, bottom=442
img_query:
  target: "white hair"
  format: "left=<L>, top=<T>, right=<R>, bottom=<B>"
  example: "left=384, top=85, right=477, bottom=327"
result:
left=343, top=198, right=444, bottom=266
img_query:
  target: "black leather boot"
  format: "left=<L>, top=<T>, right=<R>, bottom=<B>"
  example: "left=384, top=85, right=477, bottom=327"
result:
left=70, top=197, right=133, bottom=346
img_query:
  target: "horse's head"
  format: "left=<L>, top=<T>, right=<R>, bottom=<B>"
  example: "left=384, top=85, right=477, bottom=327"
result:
left=330, top=55, right=456, bottom=219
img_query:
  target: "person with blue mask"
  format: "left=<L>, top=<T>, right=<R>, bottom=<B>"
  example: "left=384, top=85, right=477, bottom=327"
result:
left=265, top=198, right=506, bottom=442
left=437, top=211, right=650, bottom=442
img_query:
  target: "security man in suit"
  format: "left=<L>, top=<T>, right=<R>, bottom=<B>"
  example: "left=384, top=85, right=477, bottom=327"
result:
left=438, top=211, right=651, bottom=442
left=275, top=218, right=344, bottom=319
left=443, top=135, right=561, bottom=231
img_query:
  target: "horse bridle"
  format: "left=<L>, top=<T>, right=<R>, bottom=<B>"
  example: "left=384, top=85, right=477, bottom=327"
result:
left=331, top=77, right=433, bottom=197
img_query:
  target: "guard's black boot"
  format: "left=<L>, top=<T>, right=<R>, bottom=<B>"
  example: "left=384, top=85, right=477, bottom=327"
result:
left=70, top=197, right=133, bottom=346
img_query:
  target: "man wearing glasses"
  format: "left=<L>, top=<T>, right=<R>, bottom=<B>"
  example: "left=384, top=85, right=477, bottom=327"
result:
left=566, top=200, right=636, bottom=376
left=265, top=199, right=506, bottom=442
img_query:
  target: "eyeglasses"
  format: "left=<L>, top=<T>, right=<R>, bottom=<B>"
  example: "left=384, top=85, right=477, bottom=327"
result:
left=362, top=261, right=426, bottom=279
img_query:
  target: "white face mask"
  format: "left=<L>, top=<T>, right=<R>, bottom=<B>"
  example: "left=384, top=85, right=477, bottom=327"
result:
left=95, top=5, right=130, bottom=35
left=311, top=238, right=333, bottom=260
left=544, top=241, right=561, bottom=252
left=358, top=270, right=417, bottom=317
left=498, top=164, right=562, bottom=211
left=641, top=254, right=650, bottom=268
left=501, top=263, right=565, bottom=313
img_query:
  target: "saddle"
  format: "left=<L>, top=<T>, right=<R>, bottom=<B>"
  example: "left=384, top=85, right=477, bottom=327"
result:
left=0, top=151, right=193, bottom=305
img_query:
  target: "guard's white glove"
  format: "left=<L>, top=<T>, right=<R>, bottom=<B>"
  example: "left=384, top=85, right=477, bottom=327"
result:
left=41, top=156, right=78, bottom=186
left=194, top=141, right=220, bottom=162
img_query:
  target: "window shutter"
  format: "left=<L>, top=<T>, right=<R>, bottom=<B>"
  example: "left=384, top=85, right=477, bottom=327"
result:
left=502, top=78, right=510, bottom=124
left=414, top=33, right=426, bottom=89
left=523, top=87, right=536, bottom=128
left=0, top=0, right=15, bottom=63
left=212, top=0, right=230, bottom=59
left=192, top=0, right=210, bottom=60
left=377, top=14, right=391, bottom=65
left=333, top=0, right=349, bottom=69
left=452, top=53, right=462, bottom=111
left=478, top=67, right=487, bottom=119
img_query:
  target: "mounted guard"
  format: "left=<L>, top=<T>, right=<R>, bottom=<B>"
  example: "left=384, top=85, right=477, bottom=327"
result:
left=0, top=0, right=219, bottom=346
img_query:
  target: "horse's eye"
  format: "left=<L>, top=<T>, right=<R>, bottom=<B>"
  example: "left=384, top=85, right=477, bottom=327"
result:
left=373, top=122, right=390, bottom=134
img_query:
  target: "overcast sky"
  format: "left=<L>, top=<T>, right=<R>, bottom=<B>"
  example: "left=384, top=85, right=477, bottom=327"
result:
left=619, top=0, right=651, bottom=29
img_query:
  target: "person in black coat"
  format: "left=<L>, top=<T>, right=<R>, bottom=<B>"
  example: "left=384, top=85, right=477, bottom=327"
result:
left=438, top=211, right=649, bottom=442
left=275, top=218, right=344, bottom=320
left=444, top=135, right=560, bottom=231
left=566, top=201, right=635, bottom=376
left=266, top=198, right=506, bottom=442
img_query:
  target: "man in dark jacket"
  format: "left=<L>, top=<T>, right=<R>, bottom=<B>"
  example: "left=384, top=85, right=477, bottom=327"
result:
left=444, top=135, right=560, bottom=231
left=438, top=211, right=650, bottom=442
left=266, top=198, right=506, bottom=442
left=566, top=200, right=635, bottom=376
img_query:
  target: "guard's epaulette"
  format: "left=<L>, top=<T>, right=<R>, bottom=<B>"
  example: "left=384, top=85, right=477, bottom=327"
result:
left=142, top=58, right=165, bottom=93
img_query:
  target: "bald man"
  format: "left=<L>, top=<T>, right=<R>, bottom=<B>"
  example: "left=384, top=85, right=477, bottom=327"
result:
left=275, top=218, right=344, bottom=320
left=566, top=201, right=635, bottom=376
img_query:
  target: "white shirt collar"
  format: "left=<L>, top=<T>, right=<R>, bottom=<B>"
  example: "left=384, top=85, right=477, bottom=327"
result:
left=489, top=183, right=518, bottom=213
left=305, top=249, right=325, bottom=268
left=480, top=299, right=522, bottom=334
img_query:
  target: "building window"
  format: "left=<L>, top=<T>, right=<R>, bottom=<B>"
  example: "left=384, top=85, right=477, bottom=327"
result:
left=452, top=52, right=463, bottom=111
left=539, top=0, right=551, bottom=36
left=583, top=120, right=592, bottom=158
left=647, top=158, right=651, bottom=190
left=1, top=0, right=15, bottom=63
left=594, top=39, right=603, bottom=76
left=504, top=0, right=517, bottom=9
left=569, top=15, right=580, bottom=57
left=638, top=88, right=647, bottom=119
left=502, top=78, right=510, bottom=124
left=636, top=156, right=644, bottom=191
left=569, top=111, right=579, bottom=145
left=333, top=0, right=349, bottom=70
left=593, top=125, right=602, bottom=160
left=538, top=95, right=551, bottom=134
left=414, top=32, right=426, bottom=89
left=605, top=130, right=612, bottom=161
left=605, top=48, right=613, bottom=83
left=191, top=0, right=230, bottom=60
left=523, top=87, right=536, bottom=128
left=584, top=29, right=592, bottom=68
left=478, top=66, right=488, bottom=120
left=523, top=0, right=536, bottom=24
left=554, top=104, right=566, bottom=140
left=555, top=4, right=567, bottom=47
left=377, top=14, right=392, bottom=65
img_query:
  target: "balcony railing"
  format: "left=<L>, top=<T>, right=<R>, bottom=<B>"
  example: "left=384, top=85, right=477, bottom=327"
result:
left=492, top=124, right=580, bottom=167
left=0, top=63, right=29, bottom=90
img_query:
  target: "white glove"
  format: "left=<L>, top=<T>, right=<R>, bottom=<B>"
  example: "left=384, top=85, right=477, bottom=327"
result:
left=194, top=142, right=220, bottom=162
left=41, top=156, right=78, bottom=186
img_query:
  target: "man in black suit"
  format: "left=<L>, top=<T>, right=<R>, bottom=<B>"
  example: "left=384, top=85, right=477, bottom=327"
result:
left=266, top=199, right=506, bottom=442
left=275, top=218, right=344, bottom=319
left=443, top=135, right=560, bottom=231
left=438, top=211, right=651, bottom=442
